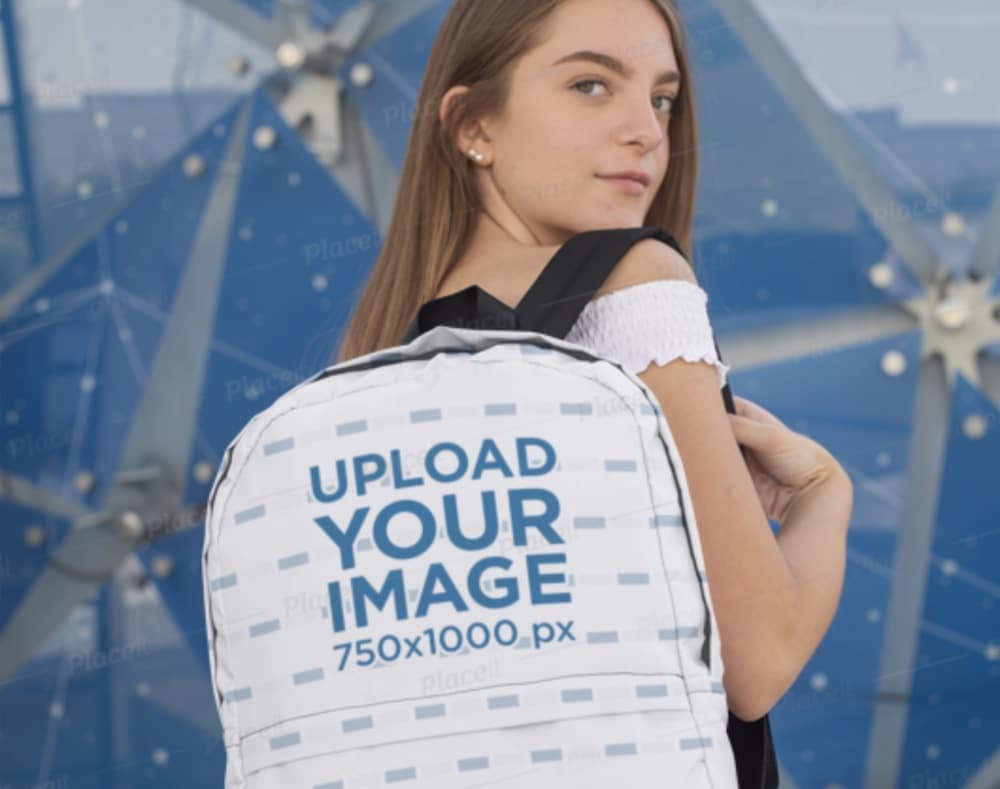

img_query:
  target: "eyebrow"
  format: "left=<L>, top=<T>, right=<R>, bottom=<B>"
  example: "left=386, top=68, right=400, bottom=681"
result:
left=550, top=50, right=680, bottom=87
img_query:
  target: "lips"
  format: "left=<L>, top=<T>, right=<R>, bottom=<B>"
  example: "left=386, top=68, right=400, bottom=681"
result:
left=599, top=171, right=651, bottom=187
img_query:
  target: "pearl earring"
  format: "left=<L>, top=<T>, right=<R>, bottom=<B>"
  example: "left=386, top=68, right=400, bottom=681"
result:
left=467, top=148, right=485, bottom=163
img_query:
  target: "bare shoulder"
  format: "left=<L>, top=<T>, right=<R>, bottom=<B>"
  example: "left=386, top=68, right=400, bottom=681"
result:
left=592, top=237, right=698, bottom=301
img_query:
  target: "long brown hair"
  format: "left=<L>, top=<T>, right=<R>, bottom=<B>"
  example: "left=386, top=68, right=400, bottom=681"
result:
left=334, top=0, right=699, bottom=364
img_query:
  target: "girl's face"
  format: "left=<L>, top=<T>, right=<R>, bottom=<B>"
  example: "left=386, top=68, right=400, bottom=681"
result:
left=459, top=0, right=680, bottom=246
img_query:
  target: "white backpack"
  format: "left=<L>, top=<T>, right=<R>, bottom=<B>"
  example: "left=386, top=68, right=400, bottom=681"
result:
left=202, top=227, right=760, bottom=788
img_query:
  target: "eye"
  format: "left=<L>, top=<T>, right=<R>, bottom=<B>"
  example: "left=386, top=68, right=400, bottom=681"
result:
left=572, top=78, right=676, bottom=115
left=571, top=78, right=609, bottom=97
left=653, top=94, right=676, bottom=114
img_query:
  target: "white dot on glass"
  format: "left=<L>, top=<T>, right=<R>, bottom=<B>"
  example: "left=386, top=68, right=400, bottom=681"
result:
left=867, top=608, right=881, bottom=623
left=76, top=180, right=93, bottom=199
left=50, top=702, right=64, bottom=718
left=66, top=0, right=81, bottom=10
left=119, top=328, right=131, bottom=342
left=115, top=219, right=129, bottom=235
left=312, top=274, right=328, bottom=292
left=350, top=61, right=374, bottom=88
left=761, top=198, right=779, bottom=217
left=881, top=350, right=907, bottom=377
left=193, top=461, right=215, bottom=484
left=132, top=126, right=147, bottom=141
left=252, top=126, right=278, bottom=150
left=940, top=212, right=966, bottom=238
left=93, top=111, right=109, bottom=129
left=136, top=681, right=151, bottom=697
left=926, top=744, right=940, bottom=759
left=5, top=410, right=19, bottom=425
left=35, top=298, right=51, bottom=314
left=962, top=414, right=987, bottom=440
left=99, top=279, right=113, bottom=295
left=288, top=171, right=302, bottom=187
left=81, top=374, right=96, bottom=392
left=940, top=559, right=958, bottom=576
left=985, top=643, right=1000, bottom=661
left=868, top=262, right=894, bottom=289
left=876, top=451, right=891, bottom=467
left=239, top=226, right=253, bottom=242
left=810, top=673, right=828, bottom=692
left=152, top=748, right=169, bottom=766
left=942, top=78, right=960, bottom=95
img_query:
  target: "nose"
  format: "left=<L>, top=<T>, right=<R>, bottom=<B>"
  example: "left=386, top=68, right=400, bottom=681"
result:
left=619, top=95, right=666, bottom=154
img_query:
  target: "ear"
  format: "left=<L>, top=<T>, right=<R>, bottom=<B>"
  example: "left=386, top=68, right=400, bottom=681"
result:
left=439, top=85, right=493, bottom=161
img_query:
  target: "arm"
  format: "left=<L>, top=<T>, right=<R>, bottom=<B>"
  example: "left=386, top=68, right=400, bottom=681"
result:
left=608, top=239, right=841, bottom=722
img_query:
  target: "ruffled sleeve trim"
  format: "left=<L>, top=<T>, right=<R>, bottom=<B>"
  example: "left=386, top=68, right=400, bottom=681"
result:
left=565, top=280, right=731, bottom=389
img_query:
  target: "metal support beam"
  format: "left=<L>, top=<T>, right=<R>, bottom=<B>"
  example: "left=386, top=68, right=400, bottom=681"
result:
left=968, top=187, right=1000, bottom=282
left=0, top=0, right=44, bottom=265
left=0, top=96, right=253, bottom=683
left=862, top=356, right=952, bottom=789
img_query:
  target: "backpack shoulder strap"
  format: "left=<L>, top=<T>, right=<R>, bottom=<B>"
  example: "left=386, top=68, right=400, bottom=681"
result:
left=512, top=226, right=684, bottom=339
left=512, top=226, right=738, bottom=418
left=400, top=226, right=736, bottom=414
left=402, top=226, right=684, bottom=344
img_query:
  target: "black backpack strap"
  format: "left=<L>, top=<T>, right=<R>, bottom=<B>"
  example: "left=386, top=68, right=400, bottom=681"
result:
left=512, top=226, right=685, bottom=339
left=402, top=226, right=684, bottom=343
left=403, top=226, right=738, bottom=417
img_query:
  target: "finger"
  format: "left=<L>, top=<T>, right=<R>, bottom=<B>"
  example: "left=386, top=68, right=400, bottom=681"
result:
left=728, top=413, right=780, bottom=450
left=732, top=396, right=784, bottom=428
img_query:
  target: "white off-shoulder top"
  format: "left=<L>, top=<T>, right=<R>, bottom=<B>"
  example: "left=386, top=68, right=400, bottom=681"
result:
left=565, top=280, right=731, bottom=389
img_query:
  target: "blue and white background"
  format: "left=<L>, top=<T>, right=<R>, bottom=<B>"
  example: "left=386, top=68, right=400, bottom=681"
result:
left=0, top=0, right=998, bottom=787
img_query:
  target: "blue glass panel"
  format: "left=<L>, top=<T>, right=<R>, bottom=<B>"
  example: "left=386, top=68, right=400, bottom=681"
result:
left=14, top=1, right=269, bottom=270
left=737, top=2, right=1000, bottom=277
left=239, top=0, right=276, bottom=19
left=730, top=330, right=923, bottom=785
left=135, top=525, right=211, bottom=672
left=0, top=499, right=72, bottom=632
left=680, top=0, right=928, bottom=336
left=903, top=375, right=1000, bottom=782
left=338, top=1, right=451, bottom=169
left=193, top=86, right=378, bottom=466
left=309, top=0, right=362, bottom=31
left=0, top=101, right=240, bottom=508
